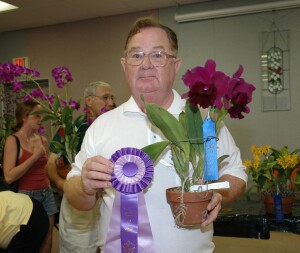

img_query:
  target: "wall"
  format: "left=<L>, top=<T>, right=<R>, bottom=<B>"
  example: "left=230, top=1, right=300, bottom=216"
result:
left=0, top=10, right=158, bottom=118
left=159, top=6, right=300, bottom=160
left=1, top=4, right=300, bottom=160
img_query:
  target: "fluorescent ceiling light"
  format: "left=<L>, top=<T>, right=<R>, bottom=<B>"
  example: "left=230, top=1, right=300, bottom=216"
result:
left=175, top=0, right=300, bottom=23
left=0, top=1, right=18, bottom=13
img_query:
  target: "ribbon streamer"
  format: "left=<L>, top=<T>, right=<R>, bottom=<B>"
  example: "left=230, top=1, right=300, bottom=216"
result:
left=104, top=148, right=155, bottom=253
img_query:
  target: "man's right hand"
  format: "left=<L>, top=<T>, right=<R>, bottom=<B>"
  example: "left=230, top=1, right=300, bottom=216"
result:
left=81, top=155, right=114, bottom=196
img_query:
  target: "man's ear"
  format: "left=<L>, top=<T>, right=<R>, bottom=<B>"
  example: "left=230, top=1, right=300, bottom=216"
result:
left=174, top=58, right=182, bottom=75
left=85, top=96, right=92, bottom=107
left=121, top=58, right=126, bottom=72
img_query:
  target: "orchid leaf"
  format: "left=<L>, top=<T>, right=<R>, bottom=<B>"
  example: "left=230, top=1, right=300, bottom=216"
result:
left=142, top=141, right=170, bottom=164
left=31, top=109, right=52, bottom=115
left=41, top=115, right=56, bottom=122
left=141, top=95, right=189, bottom=156
left=53, top=94, right=60, bottom=113
left=185, top=101, right=204, bottom=155
left=218, top=155, right=229, bottom=164
left=294, top=172, right=300, bottom=184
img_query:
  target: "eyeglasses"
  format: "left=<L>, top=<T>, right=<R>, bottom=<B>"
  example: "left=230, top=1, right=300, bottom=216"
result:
left=125, top=51, right=176, bottom=67
left=90, top=95, right=114, bottom=102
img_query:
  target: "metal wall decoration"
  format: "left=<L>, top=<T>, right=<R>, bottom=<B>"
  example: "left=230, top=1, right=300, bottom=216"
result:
left=260, top=24, right=290, bottom=111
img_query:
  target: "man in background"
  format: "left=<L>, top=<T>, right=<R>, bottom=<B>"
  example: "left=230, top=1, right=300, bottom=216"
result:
left=46, top=81, right=115, bottom=253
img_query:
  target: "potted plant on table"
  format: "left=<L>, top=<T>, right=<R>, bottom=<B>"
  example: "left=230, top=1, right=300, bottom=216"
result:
left=244, top=145, right=300, bottom=214
left=0, top=62, right=85, bottom=178
left=142, top=59, right=256, bottom=226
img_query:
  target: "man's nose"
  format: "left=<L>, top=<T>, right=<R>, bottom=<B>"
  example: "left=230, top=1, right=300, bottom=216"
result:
left=141, top=54, right=153, bottom=68
left=107, top=97, right=114, bottom=106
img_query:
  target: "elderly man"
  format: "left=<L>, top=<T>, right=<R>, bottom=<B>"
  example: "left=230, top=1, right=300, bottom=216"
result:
left=64, top=18, right=247, bottom=253
left=46, top=81, right=114, bottom=253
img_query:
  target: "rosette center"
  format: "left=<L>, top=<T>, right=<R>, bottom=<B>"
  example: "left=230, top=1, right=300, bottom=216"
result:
left=123, top=162, right=138, bottom=177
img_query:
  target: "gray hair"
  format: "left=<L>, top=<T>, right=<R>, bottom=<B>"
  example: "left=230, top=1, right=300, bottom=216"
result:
left=84, top=81, right=111, bottom=96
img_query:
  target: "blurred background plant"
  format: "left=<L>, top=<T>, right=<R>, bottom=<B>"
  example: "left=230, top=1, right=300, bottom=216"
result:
left=0, top=62, right=84, bottom=164
left=244, top=145, right=300, bottom=197
left=0, top=83, right=17, bottom=165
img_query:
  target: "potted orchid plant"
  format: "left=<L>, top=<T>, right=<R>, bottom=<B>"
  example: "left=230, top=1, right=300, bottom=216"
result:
left=0, top=62, right=85, bottom=166
left=142, top=59, right=256, bottom=225
left=244, top=145, right=300, bottom=214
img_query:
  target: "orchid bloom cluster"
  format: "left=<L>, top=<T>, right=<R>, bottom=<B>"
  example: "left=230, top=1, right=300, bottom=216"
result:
left=182, top=59, right=256, bottom=130
left=0, top=62, right=83, bottom=163
left=244, top=145, right=300, bottom=197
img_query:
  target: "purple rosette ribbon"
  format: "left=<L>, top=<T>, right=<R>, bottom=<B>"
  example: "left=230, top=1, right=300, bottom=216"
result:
left=104, top=148, right=156, bottom=253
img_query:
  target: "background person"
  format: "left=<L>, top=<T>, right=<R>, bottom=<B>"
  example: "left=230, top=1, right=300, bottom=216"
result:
left=3, top=101, right=58, bottom=253
left=64, top=17, right=247, bottom=253
left=0, top=191, right=49, bottom=253
left=45, top=81, right=115, bottom=253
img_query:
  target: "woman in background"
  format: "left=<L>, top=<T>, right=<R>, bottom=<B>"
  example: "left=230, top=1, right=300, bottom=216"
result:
left=3, top=101, right=58, bottom=253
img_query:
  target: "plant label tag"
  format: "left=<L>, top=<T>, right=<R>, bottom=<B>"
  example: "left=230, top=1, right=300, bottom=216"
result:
left=274, top=194, right=284, bottom=222
left=203, top=115, right=218, bottom=181
left=190, top=181, right=230, bottom=192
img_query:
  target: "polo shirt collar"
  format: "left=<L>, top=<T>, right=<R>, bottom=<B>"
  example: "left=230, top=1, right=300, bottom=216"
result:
left=123, top=89, right=184, bottom=116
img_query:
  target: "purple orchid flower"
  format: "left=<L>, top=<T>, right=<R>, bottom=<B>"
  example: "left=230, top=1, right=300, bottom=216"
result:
left=38, top=126, right=45, bottom=134
left=12, top=81, right=23, bottom=91
left=51, top=66, right=73, bottom=88
left=30, top=89, right=45, bottom=100
left=182, top=59, right=228, bottom=109
left=23, top=96, right=33, bottom=102
left=69, top=100, right=80, bottom=110
left=182, top=59, right=256, bottom=120
left=101, top=107, right=108, bottom=114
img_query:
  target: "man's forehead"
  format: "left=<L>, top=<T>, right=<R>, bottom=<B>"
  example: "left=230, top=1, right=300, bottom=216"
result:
left=127, top=27, right=171, bottom=51
left=96, top=86, right=112, bottom=94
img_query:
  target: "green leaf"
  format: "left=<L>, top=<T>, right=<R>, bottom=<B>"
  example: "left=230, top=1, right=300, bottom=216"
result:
left=53, top=95, right=60, bottom=113
left=142, top=141, right=170, bottom=164
left=294, top=171, right=300, bottom=184
left=185, top=101, right=204, bottom=155
left=218, top=155, right=229, bottom=164
left=31, top=109, right=52, bottom=116
left=141, top=95, right=189, bottom=156
left=41, top=115, right=56, bottom=122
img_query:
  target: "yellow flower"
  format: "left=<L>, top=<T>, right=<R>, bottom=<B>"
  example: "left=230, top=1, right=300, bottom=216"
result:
left=277, top=157, right=288, bottom=169
left=277, top=154, right=298, bottom=169
left=262, top=145, right=271, bottom=155
left=243, top=159, right=252, bottom=168
left=253, top=156, right=260, bottom=169
left=245, top=144, right=300, bottom=197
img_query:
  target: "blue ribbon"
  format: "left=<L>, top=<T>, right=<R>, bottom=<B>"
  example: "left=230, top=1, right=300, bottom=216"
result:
left=274, top=194, right=285, bottom=222
left=203, top=115, right=218, bottom=181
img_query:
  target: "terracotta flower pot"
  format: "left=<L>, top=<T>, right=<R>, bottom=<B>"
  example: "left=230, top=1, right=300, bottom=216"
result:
left=57, top=164, right=71, bottom=179
left=261, top=194, right=296, bottom=215
left=55, top=156, right=71, bottom=179
left=166, top=187, right=212, bottom=226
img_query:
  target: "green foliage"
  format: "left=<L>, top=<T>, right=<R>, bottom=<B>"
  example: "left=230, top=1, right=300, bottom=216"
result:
left=141, top=97, right=214, bottom=192
left=246, top=145, right=300, bottom=197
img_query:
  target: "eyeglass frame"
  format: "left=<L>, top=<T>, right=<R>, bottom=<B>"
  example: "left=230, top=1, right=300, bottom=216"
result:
left=124, top=50, right=177, bottom=67
left=90, top=94, right=114, bottom=102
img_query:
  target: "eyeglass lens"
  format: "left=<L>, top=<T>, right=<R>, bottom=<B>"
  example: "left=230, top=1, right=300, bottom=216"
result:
left=126, top=51, right=174, bottom=66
